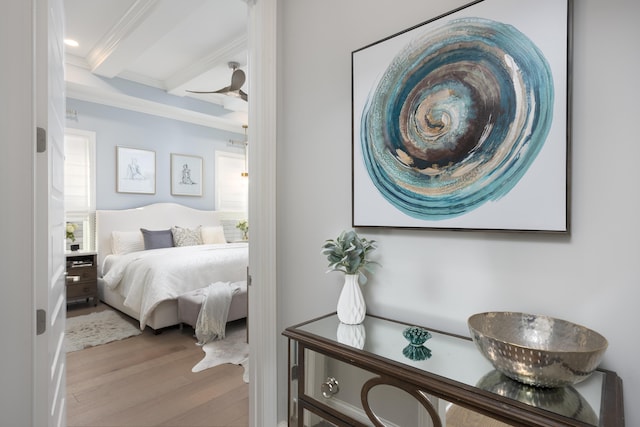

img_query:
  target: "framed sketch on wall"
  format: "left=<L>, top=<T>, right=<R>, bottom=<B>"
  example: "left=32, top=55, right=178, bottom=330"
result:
left=352, top=0, right=571, bottom=232
left=116, top=146, right=156, bottom=194
left=171, top=153, right=203, bottom=196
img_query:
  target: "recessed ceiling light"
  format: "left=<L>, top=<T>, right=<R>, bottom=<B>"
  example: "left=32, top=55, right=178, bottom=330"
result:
left=64, top=39, right=79, bottom=47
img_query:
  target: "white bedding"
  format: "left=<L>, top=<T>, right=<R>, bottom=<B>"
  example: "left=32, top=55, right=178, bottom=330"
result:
left=102, top=243, right=248, bottom=329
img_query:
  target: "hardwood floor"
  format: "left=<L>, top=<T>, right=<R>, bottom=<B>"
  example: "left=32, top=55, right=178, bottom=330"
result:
left=446, top=404, right=510, bottom=426
left=65, top=302, right=248, bottom=427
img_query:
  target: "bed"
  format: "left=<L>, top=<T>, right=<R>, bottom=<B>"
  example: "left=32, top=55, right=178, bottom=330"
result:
left=96, top=203, right=248, bottom=331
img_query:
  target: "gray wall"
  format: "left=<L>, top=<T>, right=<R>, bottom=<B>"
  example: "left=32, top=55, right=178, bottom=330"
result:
left=277, top=0, right=640, bottom=424
left=65, top=97, right=244, bottom=211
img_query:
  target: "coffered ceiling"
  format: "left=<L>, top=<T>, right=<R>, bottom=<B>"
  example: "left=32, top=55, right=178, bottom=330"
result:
left=64, top=0, right=249, bottom=127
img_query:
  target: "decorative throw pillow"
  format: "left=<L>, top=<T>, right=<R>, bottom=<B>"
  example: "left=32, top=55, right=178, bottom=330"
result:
left=201, top=225, right=227, bottom=244
left=140, top=228, right=174, bottom=250
left=171, top=226, right=203, bottom=247
left=111, top=231, right=144, bottom=255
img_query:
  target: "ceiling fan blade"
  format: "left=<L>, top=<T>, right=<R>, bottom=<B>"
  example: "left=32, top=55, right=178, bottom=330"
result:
left=185, top=63, right=246, bottom=101
left=186, top=85, right=231, bottom=95
left=213, top=86, right=232, bottom=94
left=229, top=69, right=246, bottom=91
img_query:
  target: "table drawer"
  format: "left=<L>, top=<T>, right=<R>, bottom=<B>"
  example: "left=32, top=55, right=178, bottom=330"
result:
left=66, top=281, right=97, bottom=299
left=303, top=348, right=439, bottom=426
left=66, top=266, right=97, bottom=283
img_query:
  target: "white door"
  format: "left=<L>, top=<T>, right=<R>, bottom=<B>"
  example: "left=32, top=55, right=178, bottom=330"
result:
left=34, top=0, right=67, bottom=425
left=0, top=0, right=64, bottom=425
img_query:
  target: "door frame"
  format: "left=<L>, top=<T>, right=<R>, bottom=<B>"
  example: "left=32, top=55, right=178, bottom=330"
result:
left=5, top=0, right=281, bottom=424
left=247, top=0, right=279, bottom=425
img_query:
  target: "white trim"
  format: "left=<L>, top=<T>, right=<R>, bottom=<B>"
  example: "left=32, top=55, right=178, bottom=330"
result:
left=215, top=151, right=248, bottom=212
left=87, top=0, right=198, bottom=80
left=86, top=0, right=157, bottom=75
left=65, top=80, right=245, bottom=134
left=247, top=0, right=278, bottom=425
left=165, top=35, right=248, bottom=94
left=115, top=69, right=167, bottom=90
left=65, top=53, right=169, bottom=91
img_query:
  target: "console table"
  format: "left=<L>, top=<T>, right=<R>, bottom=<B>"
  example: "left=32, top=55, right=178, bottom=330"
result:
left=283, top=313, right=624, bottom=427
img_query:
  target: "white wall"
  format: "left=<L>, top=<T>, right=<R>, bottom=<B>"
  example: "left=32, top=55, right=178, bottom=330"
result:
left=276, top=0, right=640, bottom=424
left=0, top=1, right=36, bottom=423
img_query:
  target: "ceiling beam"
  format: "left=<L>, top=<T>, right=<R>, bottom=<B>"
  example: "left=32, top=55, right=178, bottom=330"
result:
left=165, top=35, right=248, bottom=95
left=87, top=0, right=206, bottom=78
left=66, top=80, right=246, bottom=134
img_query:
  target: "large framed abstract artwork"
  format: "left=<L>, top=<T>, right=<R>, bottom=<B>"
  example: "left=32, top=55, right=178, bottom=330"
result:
left=352, top=0, right=571, bottom=232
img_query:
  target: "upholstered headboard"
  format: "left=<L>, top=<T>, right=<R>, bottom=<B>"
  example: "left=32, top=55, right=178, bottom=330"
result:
left=95, top=203, right=246, bottom=274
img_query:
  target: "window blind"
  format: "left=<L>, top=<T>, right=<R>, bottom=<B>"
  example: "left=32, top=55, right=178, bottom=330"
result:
left=215, top=151, right=248, bottom=212
left=64, top=129, right=96, bottom=251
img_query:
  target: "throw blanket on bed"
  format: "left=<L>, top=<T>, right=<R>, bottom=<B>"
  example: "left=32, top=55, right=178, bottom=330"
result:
left=102, top=243, right=247, bottom=329
left=195, top=281, right=242, bottom=345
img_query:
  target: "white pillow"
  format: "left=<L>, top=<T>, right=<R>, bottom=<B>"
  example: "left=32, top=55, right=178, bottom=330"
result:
left=201, top=225, right=227, bottom=244
left=111, top=231, right=144, bottom=255
left=171, top=226, right=203, bottom=247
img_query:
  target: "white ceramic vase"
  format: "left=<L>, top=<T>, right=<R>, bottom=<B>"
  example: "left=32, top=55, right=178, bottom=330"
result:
left=337, top=322, right=366, bottom=349
left=336, top=274, right=366, bottom=325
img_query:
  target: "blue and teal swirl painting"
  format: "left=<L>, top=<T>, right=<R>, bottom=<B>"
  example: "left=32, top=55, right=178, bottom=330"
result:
left=361, top=17, right=554, bottom=220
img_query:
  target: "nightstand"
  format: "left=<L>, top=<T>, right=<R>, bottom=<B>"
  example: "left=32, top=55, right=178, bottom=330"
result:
left=66, top=251, right=98, bottom=306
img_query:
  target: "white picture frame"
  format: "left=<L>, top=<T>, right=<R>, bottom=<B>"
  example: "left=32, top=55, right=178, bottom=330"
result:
left=171, top=153, right=203, bottom=197
left=116, top=146, right=156, bottom=194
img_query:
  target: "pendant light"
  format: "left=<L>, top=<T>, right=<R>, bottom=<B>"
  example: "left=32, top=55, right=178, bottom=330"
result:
left=241, top=124, right=248, bottom=177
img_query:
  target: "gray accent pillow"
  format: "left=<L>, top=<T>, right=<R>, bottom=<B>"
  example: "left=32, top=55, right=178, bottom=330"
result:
left=140, top=228, right=174, bottom=250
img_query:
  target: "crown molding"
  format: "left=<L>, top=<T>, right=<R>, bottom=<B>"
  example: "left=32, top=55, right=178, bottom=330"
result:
left=66, top=80, right=245, bottom=134
left=165, top=35, right=248, bottom=94
left=86, top=0, right=158, bottom=76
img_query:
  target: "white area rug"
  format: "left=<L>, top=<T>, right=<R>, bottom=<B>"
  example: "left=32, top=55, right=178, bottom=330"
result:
left=65, top=310, right=142, bottom=352
left=192, top=321, right=249, bottom=383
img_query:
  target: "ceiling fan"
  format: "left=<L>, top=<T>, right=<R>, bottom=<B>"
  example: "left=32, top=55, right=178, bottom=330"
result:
left=186, top=61, right=248, bottom=101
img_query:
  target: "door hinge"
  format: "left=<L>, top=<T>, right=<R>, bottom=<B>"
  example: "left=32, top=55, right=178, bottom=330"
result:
left=247, top=266, right=252, bottom=286
left=36, top=127, right=46, bottom=153
left=36, top=309, right=46, bottom=335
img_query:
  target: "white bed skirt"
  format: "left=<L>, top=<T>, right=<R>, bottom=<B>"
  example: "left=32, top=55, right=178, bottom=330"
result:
left=98, top=278, right=248, bottom=332
left=97, top=278, right=178, bottom=330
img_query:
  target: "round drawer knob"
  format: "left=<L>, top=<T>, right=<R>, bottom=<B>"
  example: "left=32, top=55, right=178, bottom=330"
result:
left=321, top=377, right=339, bottom=399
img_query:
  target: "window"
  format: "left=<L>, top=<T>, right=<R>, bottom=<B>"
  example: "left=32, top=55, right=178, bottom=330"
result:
left=215, top=151, right=248, bottom=212
left=64, top=128, right=96, bottom=251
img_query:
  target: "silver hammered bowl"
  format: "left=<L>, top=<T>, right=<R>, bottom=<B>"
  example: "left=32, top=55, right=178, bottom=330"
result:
left=468, top=312, right=608, bottom=388
left=476, top=370, right=598, bottom=424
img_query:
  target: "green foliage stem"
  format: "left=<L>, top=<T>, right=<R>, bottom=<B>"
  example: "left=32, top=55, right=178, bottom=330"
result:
left=321, top=229, right=379, bottom=284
